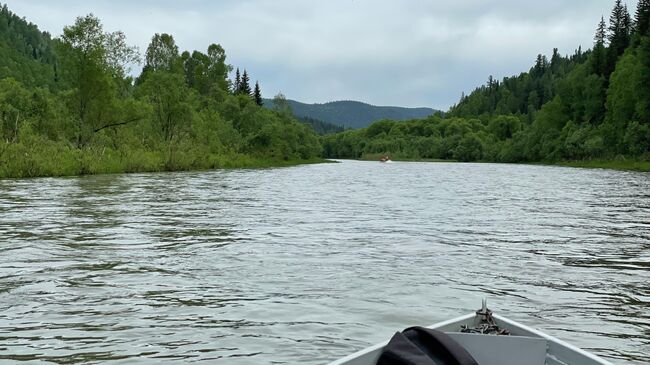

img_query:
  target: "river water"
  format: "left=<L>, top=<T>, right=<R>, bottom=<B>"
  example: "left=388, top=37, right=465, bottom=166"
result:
left=0, top=160, right=648, bottom=364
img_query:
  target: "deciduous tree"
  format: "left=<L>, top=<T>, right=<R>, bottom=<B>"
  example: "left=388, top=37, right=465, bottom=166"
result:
left=57, top=14, right=143, bottom=147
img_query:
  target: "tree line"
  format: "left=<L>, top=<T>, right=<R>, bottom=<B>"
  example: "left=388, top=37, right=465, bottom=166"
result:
left=0, top=8, right=322, bottom=178
left=324, top=0, right=650, bottom=165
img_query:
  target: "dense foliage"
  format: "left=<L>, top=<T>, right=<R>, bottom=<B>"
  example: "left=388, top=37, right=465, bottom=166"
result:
left=0, top=7, right=322, bottom=178
left=324, top=0, right=650, bottom=165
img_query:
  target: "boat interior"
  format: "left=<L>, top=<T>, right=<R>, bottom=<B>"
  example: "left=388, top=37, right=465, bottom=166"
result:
left=329, top=310, right=612, bottom=365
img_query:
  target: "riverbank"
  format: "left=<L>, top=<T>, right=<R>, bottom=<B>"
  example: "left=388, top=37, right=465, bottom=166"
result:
left=0, top=143, right=328, bottom=179
left=357, top=153, right=650, bottom=172
left=556, top=159, right=650, bottom=172
left=359, top=153, right=454, bottom=163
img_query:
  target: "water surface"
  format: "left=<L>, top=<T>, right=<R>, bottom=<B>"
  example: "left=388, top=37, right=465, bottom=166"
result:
left=1, top=161, right=648, bottom=364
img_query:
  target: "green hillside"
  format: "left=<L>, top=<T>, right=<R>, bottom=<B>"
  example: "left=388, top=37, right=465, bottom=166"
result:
left=0, top=3, right=57, bottom=88
left=264, top=98, right=438, bottom=129
left=324, top=0, right=650, bottom=169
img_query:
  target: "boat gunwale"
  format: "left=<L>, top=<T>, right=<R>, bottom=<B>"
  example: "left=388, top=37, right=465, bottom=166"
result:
left=326, top=312, right=616, bottom=365
left=492, top=314, right=615, bottom=365
left=327, top=313, right=476, bottom=365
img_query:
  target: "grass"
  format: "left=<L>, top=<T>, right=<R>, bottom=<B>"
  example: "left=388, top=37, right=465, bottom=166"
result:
left=0, top=140, right=330, bottom=179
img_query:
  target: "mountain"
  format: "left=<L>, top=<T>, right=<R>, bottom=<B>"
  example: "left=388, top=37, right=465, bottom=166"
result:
left=263, top=98, right=438, bottom=129
left=0, top=4, right=57, bottom=88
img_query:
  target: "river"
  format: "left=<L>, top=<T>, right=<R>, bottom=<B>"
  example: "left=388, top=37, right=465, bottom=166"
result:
left=0, top=160, right=648, bottom=364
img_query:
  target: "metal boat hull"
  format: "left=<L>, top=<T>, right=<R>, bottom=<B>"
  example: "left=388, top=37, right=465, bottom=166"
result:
left=328, top=313, right=614, bottom=365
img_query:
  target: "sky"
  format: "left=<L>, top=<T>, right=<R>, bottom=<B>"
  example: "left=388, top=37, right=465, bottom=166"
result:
left=3, top=0, right=639, bottom=110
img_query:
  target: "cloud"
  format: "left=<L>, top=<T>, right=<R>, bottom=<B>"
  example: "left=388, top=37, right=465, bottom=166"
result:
left=3, top=0, right=639, bottom=109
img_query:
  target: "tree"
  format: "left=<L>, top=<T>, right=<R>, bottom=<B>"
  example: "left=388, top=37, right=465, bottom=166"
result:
left=234, top=68, right=241, bottom=94
left=206, top=43, right=230, bottom=92
left=592, top=16, right=608, bottom=75
left=533, top=54, right=548, bottom=77
left=272, top=92, right=291, bottom=116
left=182, top=45, right=230, bottom=96
left=596, top=16, right=607, bottom=45
left=638, top=36, right=650, bottom=125
left=57, top=14, right=142, bottom=146
left=144, top=33, right=179, bottom=73
left=238, top=69, right=252, bottom=95
left=636, top=0, right=650, bottom=37
left=0, top=78, right=30, bottom=142
left=550, top=48, right=562, bottom=72
left=608, top=0, right=631, bottom=62
left=137, top=71, right=194, bottom=142
left=254, top=81, right=263, bottom=106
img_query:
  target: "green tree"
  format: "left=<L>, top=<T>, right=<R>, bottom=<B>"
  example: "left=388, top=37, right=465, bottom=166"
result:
left=637, top=36, right=650, bottom=125
left=488, top=115, right=521, bottom=140
left=238, top=69, right=252, bottom=95
left=454, top=133, right=483, bottom=162
left=592, top=16, right=608, bottom=75
left=272, top=92, right=291, bottom=116
left=182, top=45, right=230, bottom=97
left=137, top=71, right=194, bottom=142
left=636, top=0, right=650, bottom=37
left=253, top=81, right=263, bottom=106
left=144, top=33, right=179, bottom=73
left=57, top=14, right=142, bottom=147
left=0, top=78, right=29, bottom=142
left=607, top=0, right=632, bottom=75
left=233, top=68, right=241, bottom=93
left=206, top=43, right=229, bottom=92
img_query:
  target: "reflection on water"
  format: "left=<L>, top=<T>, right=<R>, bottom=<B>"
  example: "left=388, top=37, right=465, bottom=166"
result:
left=0, top=161, right=649, bottom=364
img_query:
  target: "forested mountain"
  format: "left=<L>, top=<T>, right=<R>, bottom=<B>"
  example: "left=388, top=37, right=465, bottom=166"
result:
left=324, top=0, right=650, bottom=167
left=263, top=98, right=438, bottom=129
left=0, top=4, right=57, bottom=87
left=298, top=116, right=344, bottom=135
left=0, top=6, right=322, bottom=178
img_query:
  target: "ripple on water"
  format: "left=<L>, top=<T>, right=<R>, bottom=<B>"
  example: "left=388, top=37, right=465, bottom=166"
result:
left=0, top=161, right=649, bottom=364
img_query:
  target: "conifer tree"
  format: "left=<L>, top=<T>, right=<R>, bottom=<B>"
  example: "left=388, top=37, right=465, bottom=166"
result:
left=592, top=16, right=608, bottom=75
left=636, top=0, right=650, bottom=37
left=605, top=1, right=632, bottom=77
left=532, top=54, right=548, bottom=77
left=595, top=16, right=607, bottom=45
left=239, top=69, right=252, bottom=95
left=254, top=81, right=263, bottom=106
left=608, top=0, right=631, bottom=56
left=234, top=68, right=241, bottom=94
left=624, top=5, right=632, bottom=37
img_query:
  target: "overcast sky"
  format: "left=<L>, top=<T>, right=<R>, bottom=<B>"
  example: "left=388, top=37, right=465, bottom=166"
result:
left=3, top=0, right=638, bottom=109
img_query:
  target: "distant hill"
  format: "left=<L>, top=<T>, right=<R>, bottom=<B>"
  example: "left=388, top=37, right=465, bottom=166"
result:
left=263, top=99, right=438, bottom=129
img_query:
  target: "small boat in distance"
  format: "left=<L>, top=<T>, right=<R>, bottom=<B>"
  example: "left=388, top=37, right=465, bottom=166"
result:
left=328, top=300, right=614, bottom=365
left=379, top=155, right=392, bottom=163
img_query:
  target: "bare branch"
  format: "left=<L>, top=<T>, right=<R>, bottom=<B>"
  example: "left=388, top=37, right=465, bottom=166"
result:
left=93, top=117, right=142, bottom=133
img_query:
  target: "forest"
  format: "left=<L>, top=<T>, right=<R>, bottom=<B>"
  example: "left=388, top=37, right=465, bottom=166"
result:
left=0, top=5, right=322, bottom=178
left=3, top=1, right=650, bottom=178
left=324, top=0, right=650, bottom=170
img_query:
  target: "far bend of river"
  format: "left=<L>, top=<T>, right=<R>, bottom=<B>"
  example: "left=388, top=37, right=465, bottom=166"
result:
left=0, top=160, right=649, bottom=365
